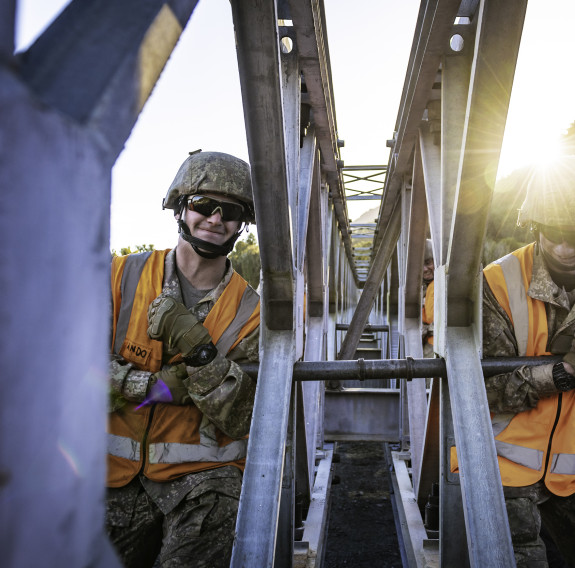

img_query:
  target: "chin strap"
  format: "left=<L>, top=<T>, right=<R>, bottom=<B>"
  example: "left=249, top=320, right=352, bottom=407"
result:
left=177, top=219, right=242, bottom=259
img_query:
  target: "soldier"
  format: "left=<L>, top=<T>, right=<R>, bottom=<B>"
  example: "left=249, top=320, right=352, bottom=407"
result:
left=481, top=156, right=575, bottom=566
left=106, top=151, right=260, bottom=567
left=422, top=238, right=435, bottom=357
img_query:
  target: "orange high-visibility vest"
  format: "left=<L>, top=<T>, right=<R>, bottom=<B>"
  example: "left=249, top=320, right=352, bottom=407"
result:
left=422, top=280, right=434, bottom=345
left=108, top=250, right=260, bottom=487
left=453, top=243, right=575, bottom=496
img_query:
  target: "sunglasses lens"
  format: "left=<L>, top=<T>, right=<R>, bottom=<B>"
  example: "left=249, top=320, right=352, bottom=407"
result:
left=541, top=226, right=575, bottom=247
left=188, top=196, right=244, bottom=221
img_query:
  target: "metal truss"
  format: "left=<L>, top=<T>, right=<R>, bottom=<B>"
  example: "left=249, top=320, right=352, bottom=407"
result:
left=1, top=0, right=533, bottom=566
left=343, top=165, right=387, bottom=283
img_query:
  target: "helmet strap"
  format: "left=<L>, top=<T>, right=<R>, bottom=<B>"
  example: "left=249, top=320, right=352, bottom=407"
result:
left=532, top=223, right=540, bottom=256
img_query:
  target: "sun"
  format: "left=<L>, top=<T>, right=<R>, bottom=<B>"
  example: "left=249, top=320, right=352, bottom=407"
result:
left=498, top=129, right=567, bottom=179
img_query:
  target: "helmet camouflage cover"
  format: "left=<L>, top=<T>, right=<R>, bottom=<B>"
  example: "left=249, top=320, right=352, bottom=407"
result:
left=163, top=150, right=255, bottom=223
left=518, top=156, right=575, bottom=228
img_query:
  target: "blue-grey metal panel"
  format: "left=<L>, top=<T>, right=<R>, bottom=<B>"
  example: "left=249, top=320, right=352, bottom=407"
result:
left=324, top=389, right=400, bottom=442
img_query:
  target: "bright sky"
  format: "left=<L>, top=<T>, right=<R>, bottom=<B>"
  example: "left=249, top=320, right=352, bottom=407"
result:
left=15, top=0, right=575, bottom=250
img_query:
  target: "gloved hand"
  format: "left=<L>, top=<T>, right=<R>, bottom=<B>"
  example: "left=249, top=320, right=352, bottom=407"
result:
left=147, top=296, right=211, bottom=357
left=147, top=363, right=191, bottom=405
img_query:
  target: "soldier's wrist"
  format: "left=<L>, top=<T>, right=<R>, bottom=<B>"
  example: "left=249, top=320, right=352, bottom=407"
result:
left=552, top=362, right=575, bottom=392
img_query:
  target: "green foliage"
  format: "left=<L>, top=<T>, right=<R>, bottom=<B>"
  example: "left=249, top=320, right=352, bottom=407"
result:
left=111, top=244, right=156, bottom=257
left=230, top=233, right=261, bottom=289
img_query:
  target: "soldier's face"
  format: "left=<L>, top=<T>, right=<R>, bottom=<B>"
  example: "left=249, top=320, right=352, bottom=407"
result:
left=539, top=225, right=575, bottom=274
left=183, top=192, right=242, bottom=246
left=423, top=258, right=435, bottom=282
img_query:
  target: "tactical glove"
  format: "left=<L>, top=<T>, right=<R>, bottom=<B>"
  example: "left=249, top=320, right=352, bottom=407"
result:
left=147, top=363, right=191, bottom=405
left=147, top=296, right=211, bottom=357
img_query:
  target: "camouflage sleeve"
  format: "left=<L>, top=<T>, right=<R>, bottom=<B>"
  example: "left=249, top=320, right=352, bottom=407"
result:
left=183, top=326, right=259, bottom=439
left=482, top=276, right=557, bottom=414
left=109, top=355, right=152, bottom=409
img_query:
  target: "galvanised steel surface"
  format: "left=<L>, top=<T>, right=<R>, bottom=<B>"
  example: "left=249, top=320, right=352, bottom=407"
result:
left=437, top=1, right=528, bottom=565
left=230, top=1, right=296, bottom=565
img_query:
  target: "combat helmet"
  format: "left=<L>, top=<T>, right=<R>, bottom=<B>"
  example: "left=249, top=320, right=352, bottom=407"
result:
left=164, top=150, right=255, bottom=258
left=517, top=156, right=575, bottom=228
left=163, top=150, right=255, bottom=222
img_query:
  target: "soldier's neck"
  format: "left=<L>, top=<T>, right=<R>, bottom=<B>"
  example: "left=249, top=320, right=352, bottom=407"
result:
left=175, top=239, right=227, bottom=290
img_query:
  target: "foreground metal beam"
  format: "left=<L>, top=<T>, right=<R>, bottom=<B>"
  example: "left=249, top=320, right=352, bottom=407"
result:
left=2, top=1, right=201, bottom=565
left=20, top=0, right=200, bottom=164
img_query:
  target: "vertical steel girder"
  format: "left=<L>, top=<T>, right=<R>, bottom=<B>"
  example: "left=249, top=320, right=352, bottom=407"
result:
left=434, top=1, right=528, bottom=566
left=339, top=0, right=462, bottom=361
left=230, top=1, right=296, bottom=565
left=402, top=141, right=431, bottom=496
left=375, top=0, right=461, bottom=257
left=232, top=2, right=335, bottom=565
left=231, top=0, right=294, bottom=327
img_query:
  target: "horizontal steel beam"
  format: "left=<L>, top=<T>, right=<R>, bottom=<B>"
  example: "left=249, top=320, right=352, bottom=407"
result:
left=341, top=165, right=388, bottom=171
left=335, top=323, right=389, bottom=332
left=241, top=356, right=561, bottom=381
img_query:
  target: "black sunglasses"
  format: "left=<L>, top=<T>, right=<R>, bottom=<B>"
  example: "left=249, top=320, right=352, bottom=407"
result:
left=539, top=225, right=575, bottom=247
left=186, top=195, right=244, bottom=222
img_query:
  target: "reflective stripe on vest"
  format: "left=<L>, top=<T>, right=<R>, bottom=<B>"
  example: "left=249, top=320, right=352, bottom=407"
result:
left=109, top=434, right=248, bottom=464
left=148, top=438, right=248, bottom=464
left=108, top=433, right=141, bottom=461
left=494, top=440, right=543, bottom=471
left=550, top=453, right=575, bottom=475
left=112, top=250, right=169, bottom=372
left=205, top=272, right=260, bottom=354
left=492, top=253, right=529, bottom=356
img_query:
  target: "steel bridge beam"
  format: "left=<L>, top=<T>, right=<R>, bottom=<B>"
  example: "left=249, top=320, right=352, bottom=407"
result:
left=434, top=1, right=528, bottom=566
left=231, top=1, right=296, bottom=565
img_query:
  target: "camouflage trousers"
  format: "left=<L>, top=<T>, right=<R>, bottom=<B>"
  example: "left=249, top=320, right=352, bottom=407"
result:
left=504, top=483, right=575, bottom=568
left=106, top=477, right=241, bottom=568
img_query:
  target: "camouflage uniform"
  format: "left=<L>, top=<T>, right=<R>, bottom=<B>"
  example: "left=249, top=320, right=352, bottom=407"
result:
left=107, top=249, right=259, bottom=567
left=483, top=246, right=575, bottom=567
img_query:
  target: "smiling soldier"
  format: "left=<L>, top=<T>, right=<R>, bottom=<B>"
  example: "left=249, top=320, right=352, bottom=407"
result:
left=106, top=151, right=260, bottom=567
